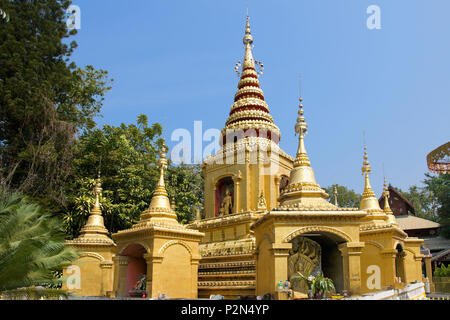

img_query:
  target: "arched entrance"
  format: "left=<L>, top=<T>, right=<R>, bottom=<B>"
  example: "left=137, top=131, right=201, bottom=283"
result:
left=395, top=244, right=406, bottom=283
left=121, top=243, right=147, bottom=297
left=288, top=232, right=345, bottom=294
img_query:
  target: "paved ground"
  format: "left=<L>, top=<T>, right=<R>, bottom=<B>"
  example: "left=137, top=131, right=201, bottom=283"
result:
left=426, top=292, right=450, bottom=299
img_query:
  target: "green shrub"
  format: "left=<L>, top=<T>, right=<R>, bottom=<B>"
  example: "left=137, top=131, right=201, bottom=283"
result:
left=434, top=264, right=450, bottom=277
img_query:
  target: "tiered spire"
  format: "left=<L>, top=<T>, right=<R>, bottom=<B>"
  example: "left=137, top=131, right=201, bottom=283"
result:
left=278, top=89, right=334, bottom=209
left=137, top=142, right=179, bottom=226
left=222, top=15, right=280, bottom=145
left=333, top=185, right=339, bottom=207
left=70, top=173, right=115, bottom=244
left=382, top=178, right=393, bottom=214
left=383, top=178, right=399, bottom=226
left=359, top=146, right=382, bottom=212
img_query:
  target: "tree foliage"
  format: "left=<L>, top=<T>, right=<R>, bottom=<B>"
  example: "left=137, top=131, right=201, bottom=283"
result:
left=0, top=189, right=78, bottom=294
left=323, top=184, right=362, bottom=208
left=64, top=115, right=204, bottom=239
left=396, top=185, right=438, bottom=221
left=424, top=173, right=450, bottom=238
left=0, top=0, right=112, bottom=209
left=166, top=163, right=204, bottom=224
left=64, top=115, right=163, bottom=238
left=391, top=173, right=449, bottom=238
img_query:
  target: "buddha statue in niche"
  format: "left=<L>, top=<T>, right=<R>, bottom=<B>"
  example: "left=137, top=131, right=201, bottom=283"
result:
left=219, top=189, right=233, bottom=216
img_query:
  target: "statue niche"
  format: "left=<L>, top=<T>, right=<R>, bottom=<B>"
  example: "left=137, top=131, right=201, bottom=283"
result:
left=288, top=236, right=322, bottom=293
left=215, top=177, right=234, bottom=217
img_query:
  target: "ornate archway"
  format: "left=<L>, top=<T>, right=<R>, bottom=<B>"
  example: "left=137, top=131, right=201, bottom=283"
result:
left=285, top=227, right=350, bottom=295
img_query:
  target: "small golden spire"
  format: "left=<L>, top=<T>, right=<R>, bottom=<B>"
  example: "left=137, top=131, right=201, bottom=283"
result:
left=74, top=173, right=113, bottom=243
left=195, top=207, right=202, bottom=221
left=294, top=76, right=310, bottom=167
left=360, top=146, right=382, bottom=211
left=148, top=141, right=171, bottom=210
left=278, top=77, right=332, bottom=209
left=137, top=140, right=178, bottom=225
left=383, top=178, right=393, bottom=214
left=91, top=171, right=102, bottom=215
left=243, top=15, right=253, bottom=45
left=242, top=15, right=255, bottom=70
left=333, top=185, right=339, bottom=207
left=171, top=197, right=176, bottom=211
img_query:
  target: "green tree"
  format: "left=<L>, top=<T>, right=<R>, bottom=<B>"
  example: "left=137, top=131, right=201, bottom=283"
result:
left=324, top=184, right=362, bottom=208
left=166, top=164, right=204, bottom=224
left=396, top=185, right=438, bottom=221
left=0, top=0, right=112, bottom=210
left=64, top=115, right=163, bottom=238
left=64, top=115, right=205, bottom=238
left=0, top=189, right=78, bottom=295
left=424, top=173, right=450, bottom=238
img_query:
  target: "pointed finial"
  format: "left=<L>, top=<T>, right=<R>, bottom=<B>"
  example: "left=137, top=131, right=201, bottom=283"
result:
left=293, top=74, right=310, bottom=167
left=333, top=185, right=339, bottom=206
left=295, top=73, right=307, bottom=136
left=359, top=145, right=382, bottom=211
left=74, top=171, right=112, bottom=241
left=383, top=177, right=393, bottom=214
left=362, top=145, right=371, bottom=175
left=195, top=207, right=202, bottom=221
left=158, top=139, right=168, bottom=186
left=92, top=172, right=102, bottom=215
left=171, top=196, right=176, bottom=211
left=243, top=15, right=253, bottom=45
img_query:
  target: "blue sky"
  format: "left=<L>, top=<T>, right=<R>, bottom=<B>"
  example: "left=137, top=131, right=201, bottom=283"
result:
left=70, top=0, right=449, bottom=197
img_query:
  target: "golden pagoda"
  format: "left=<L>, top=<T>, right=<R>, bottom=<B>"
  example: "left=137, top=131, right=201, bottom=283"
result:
left=111, top=144, right=204, bottom=298
left=251, top=93, right=424, bottom=296
left=188, top=15, right=294, bottom=299
left=63, top=13, right=427, bottom=300
left=63, top=174, right=116, bottom=297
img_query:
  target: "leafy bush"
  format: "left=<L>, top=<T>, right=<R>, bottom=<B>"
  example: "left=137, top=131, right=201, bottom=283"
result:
left=433, top=264, right=450, bottom=277
left=0, top=190, right=78, bottom=295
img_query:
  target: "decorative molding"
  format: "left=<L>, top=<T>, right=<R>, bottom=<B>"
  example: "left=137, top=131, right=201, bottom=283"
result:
left=158, top=240, right=193, bottom=257
left=79, top=251, right=105, bottom=262
left=364, top=240, right=384, bottom=250
left=100, top=260, right=114, bottom=269
left=282, top=226, right=353, bottom=243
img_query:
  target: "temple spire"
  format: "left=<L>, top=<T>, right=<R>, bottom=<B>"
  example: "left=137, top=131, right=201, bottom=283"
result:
left=277, top=78, right=333, bottom=209
left=383, top=178, right=393, bottom=214
left=92, top=172, right=102, bottom=215
left=222, top=15, right=280, bottom=145
left=360, top=146, right=382, bottom=211
left=333, top=185, right=339, bottom=207
left=294, top=88, right=311, bottom=167
left=138, top=140, right=178, bottom=225
left=73, top=173, right=114, bottom=244
left=242, top=15, right=255, bottom=70
left=383, top=178, right=399, bottom=225
left=148, top=142, right=171, bottom=211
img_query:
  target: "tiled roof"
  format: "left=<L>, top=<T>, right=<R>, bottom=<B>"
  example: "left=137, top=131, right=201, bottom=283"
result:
left=422, top=236, right=450, bottom=251
left=396, top=215, right=440, bottom=230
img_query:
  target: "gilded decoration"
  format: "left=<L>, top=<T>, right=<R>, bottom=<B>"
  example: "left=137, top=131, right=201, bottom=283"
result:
left=288, top=237, right=322, bottom=293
